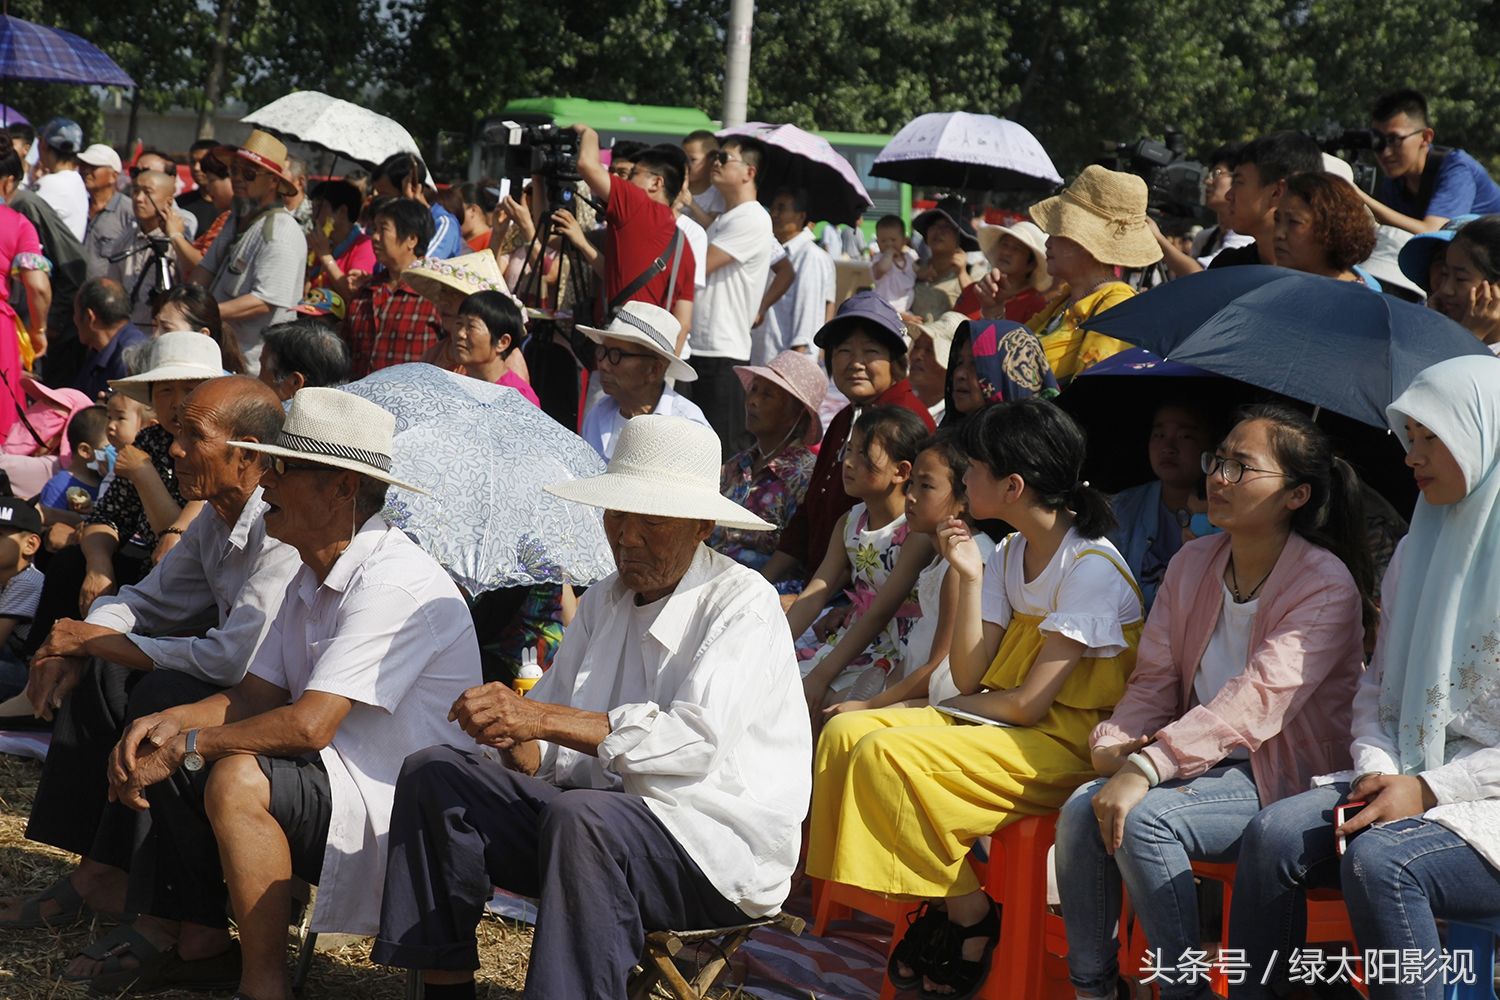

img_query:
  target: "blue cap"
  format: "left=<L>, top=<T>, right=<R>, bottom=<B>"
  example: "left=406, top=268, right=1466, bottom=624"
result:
left=39, top=117, right=83, bottom=155
left=1398, top=214, right=1479, bottom=292
left=812, top=289, right=908, bottom=357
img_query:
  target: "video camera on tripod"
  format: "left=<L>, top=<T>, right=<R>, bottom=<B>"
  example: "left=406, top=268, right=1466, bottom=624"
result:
left=484, top=120, right=585, bottom=214
left=1100, top=130, right=1209, bottom=222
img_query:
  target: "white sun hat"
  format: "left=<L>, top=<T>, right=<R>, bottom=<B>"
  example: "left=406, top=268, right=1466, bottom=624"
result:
left=228, top=386, right=427, bottom=494
left=545, top=414, right=770, bottom=530
left=107, top=330, right=225, bottom=404
left=575, top=301, right=697, bottom=383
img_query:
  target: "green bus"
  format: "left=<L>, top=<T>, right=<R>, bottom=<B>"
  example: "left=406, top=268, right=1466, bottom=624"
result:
left=468, top=98, right=910, bottom=238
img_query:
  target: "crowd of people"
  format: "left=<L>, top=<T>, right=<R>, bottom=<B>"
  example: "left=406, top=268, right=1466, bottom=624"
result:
left=0, top=84, right=1489, bottom=1000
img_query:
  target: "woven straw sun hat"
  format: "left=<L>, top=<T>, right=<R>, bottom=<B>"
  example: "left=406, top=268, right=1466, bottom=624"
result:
left=107, top=331, right=225, bottom=404
left=733, top=350, right=828, bottom=445
left=209, top=129, right=299, bottom=197
left=1028, top=165, right=1163, bottom=269
left=229, top=386, right=427, bottom=494
left=546, top=414, right=772, bottom=531
left=575, top=301, right=696, bottom=383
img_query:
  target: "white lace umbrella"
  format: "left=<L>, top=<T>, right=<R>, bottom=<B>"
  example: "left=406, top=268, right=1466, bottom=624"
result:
left=242, top=90, right=422, bottom=168
left=872, top=111, right=1063, bottom=192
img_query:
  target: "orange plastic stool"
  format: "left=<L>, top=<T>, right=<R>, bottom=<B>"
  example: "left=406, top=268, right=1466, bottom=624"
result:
left=809, top=878, right=917, bottom=937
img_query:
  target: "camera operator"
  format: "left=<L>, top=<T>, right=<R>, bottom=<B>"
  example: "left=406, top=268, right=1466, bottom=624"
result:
left=1359, top=89, right=1500, bottom=235
left=571, top=124, right=697, bottom=351
left=101, top=170, right=189, bottom=326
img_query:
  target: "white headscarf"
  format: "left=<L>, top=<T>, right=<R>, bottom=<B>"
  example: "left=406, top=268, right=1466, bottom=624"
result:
left=1382, top=355, right=1500, bottom=772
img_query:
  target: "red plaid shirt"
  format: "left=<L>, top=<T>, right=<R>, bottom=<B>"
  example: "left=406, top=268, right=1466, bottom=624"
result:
left=341, top=277, right=445, bottom=378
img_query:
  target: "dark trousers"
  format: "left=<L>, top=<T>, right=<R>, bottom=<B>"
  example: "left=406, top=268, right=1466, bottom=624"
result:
left=677, top=355, right=748, bottom=459
left=372, top=746, right=747, bottom=1000
left=27, top=663, right=221, bottom=870
left=129, top=750, right=330, bottom=928
left=25, top=545, right=149, bottom=659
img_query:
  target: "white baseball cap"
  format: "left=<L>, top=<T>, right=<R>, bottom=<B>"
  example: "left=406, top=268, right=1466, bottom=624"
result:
left=77, top=144, right=122, bottom=172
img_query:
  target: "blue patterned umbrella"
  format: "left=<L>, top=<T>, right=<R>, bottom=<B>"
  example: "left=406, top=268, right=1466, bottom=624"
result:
left=340, top=364, right=616, bottom=592
left=0, top=16, right=134, bottom=87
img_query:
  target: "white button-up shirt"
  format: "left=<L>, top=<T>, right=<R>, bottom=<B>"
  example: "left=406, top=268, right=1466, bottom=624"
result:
left=755, top=228, right=835, bottom=365
left=530, top=544, right=812, bottom=917
left=86, top=488, right=301, bottom=686
left=247, top=516, right=481, bottom=934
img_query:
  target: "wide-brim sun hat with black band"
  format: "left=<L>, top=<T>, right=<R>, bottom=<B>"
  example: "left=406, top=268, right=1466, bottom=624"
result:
left=107, top=330, right=225, bottom=404
left=1028, top=164, right=1163, bottom=269
left=229, top=386, right=428, bottom=495
left=546, top=414, right=771, bottom=531
left=575, top=301, right=696, bottom=383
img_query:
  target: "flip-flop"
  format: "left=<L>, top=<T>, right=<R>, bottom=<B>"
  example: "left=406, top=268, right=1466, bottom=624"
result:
left=62, top=923, right=173, bottom=986
left=0, top=875, right=86, bottom=929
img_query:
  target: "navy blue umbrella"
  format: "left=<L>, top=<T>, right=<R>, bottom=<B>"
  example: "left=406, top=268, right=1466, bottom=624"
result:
left=0, top=15, right=134, bottom=87
left=1083, top=265, right=1490, bottom=428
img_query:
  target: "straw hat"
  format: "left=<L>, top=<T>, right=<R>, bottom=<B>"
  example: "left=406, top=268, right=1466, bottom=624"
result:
left=576, top=302, right=696, bottom=383
left=733, top=350, right=828, bottom=444
left=1028, top=165, right=1162, bottom=269
left=108, top=331, right=225, bottom=404
left=404, top=250, right=507, bottom=304
left=975, top=220, right=1051, bottom=290
left=229, top=387, right=426, bottom=493
left=209, top=129, right=298, bottom=196
left=912, top=312, right=967, bottom=370
left=546, top=414, right=771, bottom=531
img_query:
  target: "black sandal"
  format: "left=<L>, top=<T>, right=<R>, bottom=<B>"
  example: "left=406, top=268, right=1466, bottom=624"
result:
left=887, top=901, right=954, bottom=990
left=918, top=899, right=1002, bottom=1000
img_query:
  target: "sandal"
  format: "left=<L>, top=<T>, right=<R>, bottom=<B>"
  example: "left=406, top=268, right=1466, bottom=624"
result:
left=919, top=899, right=1002, bottom=1000
left=888, top=901, right=955, bottom=991
left=62, top=923, right=174, bottom=986
left=90, top=939, right=243, bottom=995
left=0, top=875, right=87, bottom=929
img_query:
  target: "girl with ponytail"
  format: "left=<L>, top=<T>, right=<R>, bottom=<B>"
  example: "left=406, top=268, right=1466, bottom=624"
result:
left=1056, top=403, right=1368, bottom=1000
left=806, top=398, right=1145, bottom=999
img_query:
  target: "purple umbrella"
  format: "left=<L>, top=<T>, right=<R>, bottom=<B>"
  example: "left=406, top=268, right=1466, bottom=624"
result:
left=0, top=104, right=27, bottom=127
left=0, top=15, right=134, bottom=87
left=717, top=122, right=873, bottom=226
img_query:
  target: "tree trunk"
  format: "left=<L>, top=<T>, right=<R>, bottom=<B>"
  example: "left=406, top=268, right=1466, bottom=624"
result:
left=197, top=0, right=239, bottom=139
left=125, top=87, right=143, bottom=154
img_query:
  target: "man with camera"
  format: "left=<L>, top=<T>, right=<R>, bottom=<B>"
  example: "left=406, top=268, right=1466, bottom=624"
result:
left=99, top=170, right=193, bottom=326
left=1361, top=89, right=1500, bottom=234
left=571, top=124, right=697, bottom=352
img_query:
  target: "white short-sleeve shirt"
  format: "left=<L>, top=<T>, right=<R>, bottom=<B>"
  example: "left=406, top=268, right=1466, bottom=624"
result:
left=755, top=229, right=836, bottom=365
left=688, top=200, right=774, bottom=359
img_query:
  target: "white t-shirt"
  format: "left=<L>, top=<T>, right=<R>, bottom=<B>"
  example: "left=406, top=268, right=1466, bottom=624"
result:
left=754, top=229, right=835, bottom=364
left=689, top=200, right=774, bottom=359
left=873, top=247, right=919, bottom=313
left=34, top=170, right=88, bottom=242
left=1194, top=583, right=1257, bottom=759
left=676, top=213, right=708, bottom=289
left=693, top=185, right=727, bottom=220
left=979, top=528, right=1141, bottom=656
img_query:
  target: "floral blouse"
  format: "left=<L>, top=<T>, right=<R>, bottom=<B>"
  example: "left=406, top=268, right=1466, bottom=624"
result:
left=87, top=424, right=183, bottom=551
left=711, top=443, right=816, bottom=583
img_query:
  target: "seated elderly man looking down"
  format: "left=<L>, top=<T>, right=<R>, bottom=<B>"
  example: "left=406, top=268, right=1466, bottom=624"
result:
left=578, top=301, right=712, bottom=461
left=0, top=376, right=302, bottom=980
left=372, top=414, right=812, bottom=1000
left=103, top=387, right=482, bottom=1000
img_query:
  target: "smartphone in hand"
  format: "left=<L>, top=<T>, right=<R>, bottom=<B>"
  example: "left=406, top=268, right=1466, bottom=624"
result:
left=1334, top=800, right=1368, bottom=856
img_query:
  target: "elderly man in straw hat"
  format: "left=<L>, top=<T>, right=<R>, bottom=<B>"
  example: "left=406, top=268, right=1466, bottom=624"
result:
left=372, top=414, right=812, bottom=1000
left=1023, top=164, right=1164, bottom=387
left=103, top=387, right=482, bottom=1000
left=577, top=300, right=712, bottom=460
left=187, top=129, right=309, bottom=374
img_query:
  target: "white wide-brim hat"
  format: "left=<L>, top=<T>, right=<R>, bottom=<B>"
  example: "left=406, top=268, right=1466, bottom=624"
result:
left=546, top=414, right=770, bottom=531
left=228, top=386, right=428, bottom=494
left=975, top=220, right=1051, bottom=291
left=108, top=330, right=225, bottom=404
left=575, top=301, right=696, bottom=383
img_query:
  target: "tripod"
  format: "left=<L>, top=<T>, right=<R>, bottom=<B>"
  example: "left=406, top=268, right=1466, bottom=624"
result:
left=511, top=180, right=600, bottom=318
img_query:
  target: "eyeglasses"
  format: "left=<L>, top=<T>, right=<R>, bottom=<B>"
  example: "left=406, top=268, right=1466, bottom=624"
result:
left=269, top=456, right=331, bottom=476
left=1201, top=451, right=1294, bottom=485
left=609, top=164, right=633, bottom=178
left=1205, top=168, right=1231, bottom=182
left=710, top=150, right=744, bottom=166
left=231, top=163, right=264, bottom=183
left=1372, top=128, right=1424, bottom=152
left=594, top=344, right=658, bottom=366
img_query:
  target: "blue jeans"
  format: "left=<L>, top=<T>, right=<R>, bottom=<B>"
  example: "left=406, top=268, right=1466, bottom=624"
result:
left=1230, top=783, right=1500, bottom=1000
left=1057, top=762, right=1262, bottom=1000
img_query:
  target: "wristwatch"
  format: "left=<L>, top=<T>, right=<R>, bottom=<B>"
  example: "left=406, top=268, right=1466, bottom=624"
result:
left=182, top=729, right=204, bottom=772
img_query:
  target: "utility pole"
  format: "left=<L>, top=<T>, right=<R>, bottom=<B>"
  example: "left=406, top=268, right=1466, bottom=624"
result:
left=722, top=0, right=753, bottom=127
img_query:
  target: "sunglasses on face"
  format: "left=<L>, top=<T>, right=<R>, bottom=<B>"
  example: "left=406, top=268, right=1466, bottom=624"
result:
left=710, top=150, right=744, bottom=166
left=232, top=163, right=264, bottom=183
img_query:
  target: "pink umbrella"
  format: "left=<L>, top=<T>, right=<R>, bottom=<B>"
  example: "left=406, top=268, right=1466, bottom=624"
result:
left=717, top=122, right=873, bottom=226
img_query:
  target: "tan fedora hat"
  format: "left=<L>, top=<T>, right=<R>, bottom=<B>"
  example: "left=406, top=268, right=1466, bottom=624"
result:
left=210, top=129, right=298, bottom=197
left=1028, top=165, right=1163, bottom=269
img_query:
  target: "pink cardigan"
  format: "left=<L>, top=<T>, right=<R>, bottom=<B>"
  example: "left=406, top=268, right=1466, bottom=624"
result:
left=1092, top=532, right=1363, bottom=807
